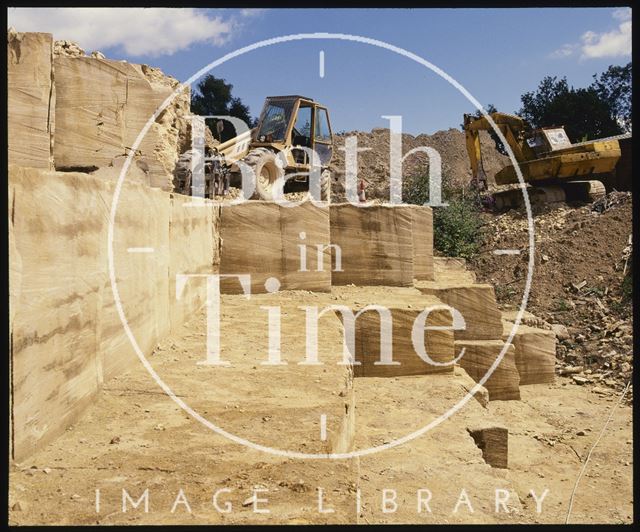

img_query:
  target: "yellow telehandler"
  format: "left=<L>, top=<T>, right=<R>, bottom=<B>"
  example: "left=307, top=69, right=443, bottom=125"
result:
left=175, top=95, right=333, bottom=201
left=463, top=112, right=622, bottom=209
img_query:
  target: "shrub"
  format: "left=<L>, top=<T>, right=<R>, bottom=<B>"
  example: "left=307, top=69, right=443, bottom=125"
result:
left=495, top=284, right=516, bottom=303
left=404, top=171, right=484, bottom=259
left=432, top=195, right=483, bottom=258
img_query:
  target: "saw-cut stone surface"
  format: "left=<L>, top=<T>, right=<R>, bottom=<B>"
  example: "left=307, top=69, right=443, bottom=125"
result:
left=219, top=201, right=331, bottom=294
left=7, top=31, right=55, bottom=169
left=329, top=203, right=415, bottom=287
left=454, top=340, right=521, bottom=401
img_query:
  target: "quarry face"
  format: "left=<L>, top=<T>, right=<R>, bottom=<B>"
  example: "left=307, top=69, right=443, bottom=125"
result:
left=7, top=26, right=633, bottom=526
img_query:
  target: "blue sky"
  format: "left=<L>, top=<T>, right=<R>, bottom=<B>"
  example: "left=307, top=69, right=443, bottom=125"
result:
left=8, top=7, right=632, bottom=134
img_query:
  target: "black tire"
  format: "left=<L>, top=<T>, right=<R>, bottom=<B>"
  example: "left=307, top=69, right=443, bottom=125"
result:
left=239, top=148, right=284, bottom=201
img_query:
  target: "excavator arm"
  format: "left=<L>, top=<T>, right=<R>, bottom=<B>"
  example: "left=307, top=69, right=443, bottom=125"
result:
left=463, top=112, right=534, bottom=190
left=464, top=118, right=486, bottom=190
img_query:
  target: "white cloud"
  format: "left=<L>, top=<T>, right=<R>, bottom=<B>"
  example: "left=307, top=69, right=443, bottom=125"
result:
left=239, top=9, right=267, bottom=18
left=612, top=7, right=631, bottom=21
left=581, top=19, right=631, bottom=59
left=7, top=8, right=236, bottom=57
left=550, top=43, right=578, bottom=59
left=550, top=8, right=632, bottom=60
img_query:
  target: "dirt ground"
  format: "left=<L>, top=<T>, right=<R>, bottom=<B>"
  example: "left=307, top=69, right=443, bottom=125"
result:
left=470, top=194, right=633, bottom=391
left=331, top=128, right=509, bottom=201
left=8, top=288, right=633, bottom=525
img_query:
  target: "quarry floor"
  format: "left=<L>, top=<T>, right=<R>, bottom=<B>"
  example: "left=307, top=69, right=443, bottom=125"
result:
left=9, top=289, right=633, bottom=525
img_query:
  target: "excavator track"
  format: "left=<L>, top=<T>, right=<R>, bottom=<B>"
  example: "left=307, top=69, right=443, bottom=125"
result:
left=491, top=179, right=606, bottom=211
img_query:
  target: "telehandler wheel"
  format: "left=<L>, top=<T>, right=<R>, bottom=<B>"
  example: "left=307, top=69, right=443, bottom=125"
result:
left=242, top=148, right=284, bottom=201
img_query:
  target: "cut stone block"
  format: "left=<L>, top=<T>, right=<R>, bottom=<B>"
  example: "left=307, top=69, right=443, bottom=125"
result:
left=330, top=204, right=413, bottom=287
left=168, top=195, right=220, bottom=333
left=219, top=201, right=331, bottom=294
left=9, top=165, right=221, bottom=461
left=195, top=293, right=356, bottom=455
left=8, top=31, right=54, bottom=169
left=331, top=287, right=455, bottom=377
left=453, top=366, right=489, bottom=407
left=410, top=205, right=434, bottom=281
left=98, top=173, right=176, bottom=383
left=10, top=166, right=112, bottom=460
left=502, top=320, right=556, bottom=385
left=53, top=56, right=188, bottom=189
left=467, top=425, right=509, bottom=469
left=416, top=282, right=504, bottom=341
left=455, top=340, right=520, bottom=401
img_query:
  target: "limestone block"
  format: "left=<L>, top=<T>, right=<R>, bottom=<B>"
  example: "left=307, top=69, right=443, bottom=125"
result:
left=53, top=57, right=127, bottom=169
left=455, top=340, right=520, bottom=401
left=417, top=283, right=503, bottom=340
left=99, top=180, right=171, bottom=380
left=220, top=201, right=281, bottom=294
left=330, top=204, right=413, bottom=286
left=502, top=320, right=556, bottom=385
left=467, top=425, right=509, bottom=469
left=201, top=294, right=356, bottom=454
left=410, top=205, right=434, bottom=281
left=7, top=31, right=54, bottom=169
left=280, top=202, right=332, bottom=291
left=53, top=56, right=187, bottom=189
left=9, top=165, right=224, bottom=460
left=330, top=288, right=454, bottom=377
left=168, top=195, right=220, bottom=332
left=9, top=166, right=110, bottom=460
left=453, top=366, right=489, bottom=407
left=353, top=307, right=454, bottom=377
left=219, top=201, right=331, bottom=294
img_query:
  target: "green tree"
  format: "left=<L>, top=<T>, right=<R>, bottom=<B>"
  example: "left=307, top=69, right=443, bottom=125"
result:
left=191, top=75, right=254, bottom=142
left=518, top=76, right=622, bottom=142
left=591, top=63, right=632, bottom=133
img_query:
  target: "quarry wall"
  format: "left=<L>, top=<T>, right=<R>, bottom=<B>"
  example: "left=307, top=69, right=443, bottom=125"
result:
left=7, top=30, right=552, bottom=465
left=7, top=29, right=190, bottom=191
left=7, top=31, right=55, bottom=170
left=9, top=165, right=221, bottom=461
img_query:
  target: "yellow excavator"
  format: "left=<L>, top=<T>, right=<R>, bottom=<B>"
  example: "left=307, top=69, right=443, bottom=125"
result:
left=463, top=112, right=622, bottom=209
left=175, top=95, right=333, bottom=200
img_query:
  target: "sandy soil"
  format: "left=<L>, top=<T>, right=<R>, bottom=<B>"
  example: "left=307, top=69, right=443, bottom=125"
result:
left=8, top=288, right=632, bottom=525
left=471, top=196, right=633, bottom=391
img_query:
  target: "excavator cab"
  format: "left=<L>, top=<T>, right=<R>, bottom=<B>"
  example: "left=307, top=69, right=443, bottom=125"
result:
left=526, top=127, right=572, bottom=157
